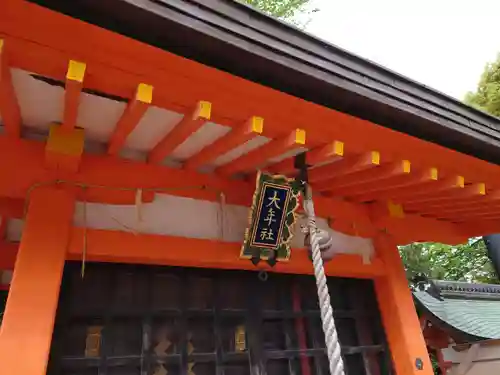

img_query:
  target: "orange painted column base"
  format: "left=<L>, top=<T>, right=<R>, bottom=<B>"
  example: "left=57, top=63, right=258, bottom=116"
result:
left=374, top=234, right=433, bottom=375
left=0, top=187, right=75, bottom=375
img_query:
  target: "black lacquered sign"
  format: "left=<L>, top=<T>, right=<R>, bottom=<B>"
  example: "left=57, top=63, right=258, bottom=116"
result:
left=241, top=171, right=300, bottom=263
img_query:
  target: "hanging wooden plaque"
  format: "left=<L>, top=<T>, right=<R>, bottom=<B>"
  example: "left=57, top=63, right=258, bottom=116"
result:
left=241, top=171, right=300, bottom=262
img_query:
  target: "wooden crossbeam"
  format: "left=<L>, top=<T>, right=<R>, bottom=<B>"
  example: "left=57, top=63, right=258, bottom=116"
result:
left=346, top=168, right=438, bottom=202
left=0, top=131, right=475, bottom=245
left=444, top=211, right=500, bottom=222
left=431, top=203, right=500, bottom=220
left=403, top=183, right=486, bottom=210
left=148, top=101, right=211, bottom=164
left=417, top=190, right=500, bottom=215
left=405, top=196, right=489, bottom=216
left=429, top=198, right=500, bottom=218
left=184, top=116, right=263, bottom=170
left=0, top=232, right=386, bottom=278
left=268, top=140, right=344, bottom=175
left=308, top=151, right=380, bottom=184
left=352, top=174, right=464, bottom=203
left=420, top=189, right=500, bottom=213
left=3, top=2, right=500, bottom=193
left=0, top=39, right=21, bottom=138
left=315, top=160, right=410, bottom=193
left=108, top=83, right=153, bottom=155
left=216, top=129, right=306, bottom=176
left=63, top=60, right=86, bottom=130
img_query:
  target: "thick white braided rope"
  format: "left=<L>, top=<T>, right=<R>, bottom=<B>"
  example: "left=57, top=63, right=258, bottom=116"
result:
left=303, top=185, right=345, bottom=375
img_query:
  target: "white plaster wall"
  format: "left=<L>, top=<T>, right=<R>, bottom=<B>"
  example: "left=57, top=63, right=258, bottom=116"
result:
left=5, top=194, right=374, bottom=262
left=443, top=344, right=500, bottom=374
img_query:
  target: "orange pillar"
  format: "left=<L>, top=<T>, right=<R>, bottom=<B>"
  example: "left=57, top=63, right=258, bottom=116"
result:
left=0, top=187, right=75, bottom=375
left=374, top=234, right=433, bottom=375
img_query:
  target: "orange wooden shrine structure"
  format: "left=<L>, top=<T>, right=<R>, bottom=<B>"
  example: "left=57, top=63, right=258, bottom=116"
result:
left=1, top=1, right=500, bottom=375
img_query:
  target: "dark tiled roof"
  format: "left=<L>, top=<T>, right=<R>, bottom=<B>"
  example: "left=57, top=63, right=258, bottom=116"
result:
left=414, top=280, right=500, bottom=340
left=435, top=280, right=500, bottom=298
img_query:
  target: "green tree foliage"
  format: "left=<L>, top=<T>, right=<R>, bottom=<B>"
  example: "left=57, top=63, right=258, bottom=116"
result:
left=464, top=53, right=500, bottom=117
left=241, top=0, right=317, bottom=22
left=399, top=239, right=498, bottom=285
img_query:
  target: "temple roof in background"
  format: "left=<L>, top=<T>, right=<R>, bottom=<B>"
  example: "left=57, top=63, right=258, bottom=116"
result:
left=414, top=280, right=500, bottom=341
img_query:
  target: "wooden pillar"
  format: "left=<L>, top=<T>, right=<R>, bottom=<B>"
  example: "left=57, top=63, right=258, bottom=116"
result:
left=0, top=187, right=75, bottom=375
left=374, top=234, right=433, bottom=375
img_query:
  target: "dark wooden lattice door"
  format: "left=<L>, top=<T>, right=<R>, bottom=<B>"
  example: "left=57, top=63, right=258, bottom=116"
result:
left=47, top=262, right=393, bottom=375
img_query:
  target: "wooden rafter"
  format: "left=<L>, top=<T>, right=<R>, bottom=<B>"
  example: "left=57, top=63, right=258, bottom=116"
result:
left=2, top=2, right=500, bottom=191
left=0, top=137, right=470, bottom=244
left=108, top=83, right=153, bottom=155
left=63, top=60, right=86, bottom=129
left=427, top=200, right=500, bottom=218
left=184, top=116, right=263, bottom=170
left=216, top=129, right=306, bottom=176
left=433, top=205, right=500, bottom=220
left=148, top=101, right=211, bottom=164
left=349, top=168, right=438, bottom=202
left=448, top=211, right=500, bottom=222
left=403, top=183, right=486, bottom=212
left=0, top=39, right=21, bottom=138
left=308, top=151, right=380, bottom=184
left=421, top=188, right=500, bottom=213
left=315, top=160, right=410, bottom=194
left=352, top=174, right=463, bottom=203
left=268, top=140, right=344, bottom=175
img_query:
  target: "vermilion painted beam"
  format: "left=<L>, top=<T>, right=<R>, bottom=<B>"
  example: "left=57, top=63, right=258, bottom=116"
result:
left=0, top=137, right=470, bottom=244
left=0, top=230, right=385, bottom=278
left=439, top=211, right=500, bottom=221
left=0, top=187, right=75, bottom=375
left=62, top=60, right=86, bottom=130
left=434, top=208, right=500, bottom=220
left=0, top=216, right=6, bottom=240
left=458, top=219, right=500, bottom=238
left=67, top=228, right=385, bottom=279
left=1, top=1, right=500, bottom=189
left=268, top=140, right=344, bottom=175
left=184, top=116, right=264, bottom=170
left=108, top=83, right=153, bottom=155
left=0, top=39, right=21, bottom=138
left=352, top=173, right=463, bottom=203
left=0, top=197, right=23, bottom=218
left=427, top=201, right=500, bottom=218
left=403, top=183, right=486, bottom=211
left=349, top=168, right=438, bottom=202
left=316, top=160, right=410, bottom=194
left=308, top=151, right=380, bottom=184
left=217, top=129, right=306, bottom=176
left=148, top=101, right=211, bottom=164
left=374, top=234, right=434, bottom=375
left=414, top=189, right=500, bottom=215
left=0, top=240, right=17, bottom=270
left=324, top=168, right=435, bottom=199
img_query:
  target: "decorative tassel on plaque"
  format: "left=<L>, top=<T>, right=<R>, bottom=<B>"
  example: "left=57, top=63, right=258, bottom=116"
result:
left=241, top=171, right=300, bottom=266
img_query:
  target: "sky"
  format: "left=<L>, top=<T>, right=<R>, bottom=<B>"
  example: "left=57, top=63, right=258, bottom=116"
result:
left=302, top=0, right=500, bottom=99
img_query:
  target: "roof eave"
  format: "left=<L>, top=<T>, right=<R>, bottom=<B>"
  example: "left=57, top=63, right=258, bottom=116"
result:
left=29, top=0, right=500, bottom=164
